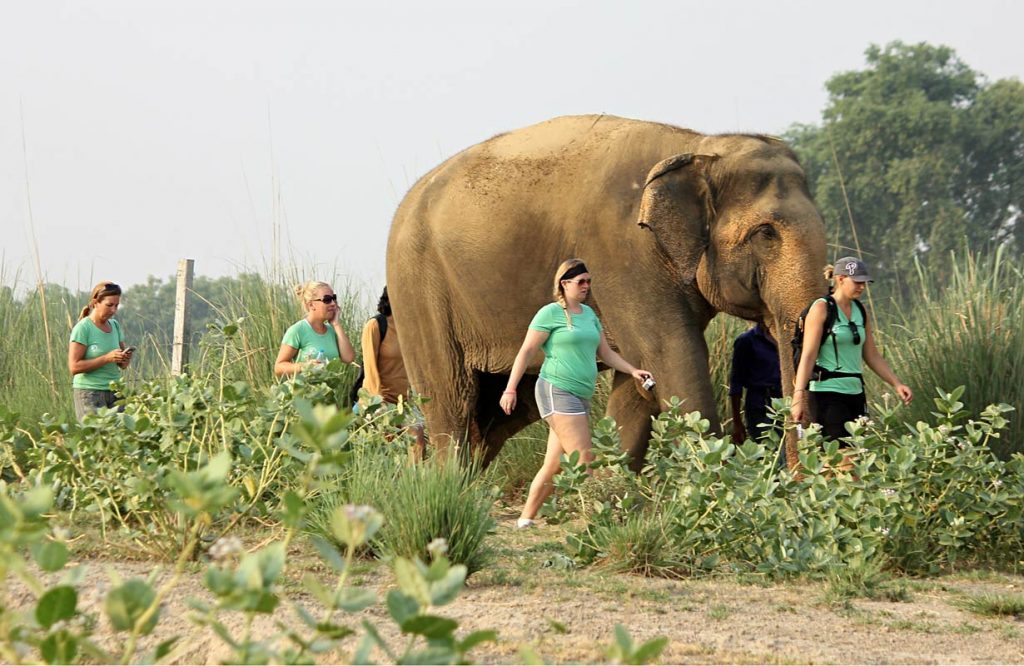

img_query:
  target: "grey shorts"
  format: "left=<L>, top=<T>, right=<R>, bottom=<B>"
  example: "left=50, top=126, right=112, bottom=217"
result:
left=73, top=389, right=119, bottom=421
left=535, top=377, right=590, bottom=418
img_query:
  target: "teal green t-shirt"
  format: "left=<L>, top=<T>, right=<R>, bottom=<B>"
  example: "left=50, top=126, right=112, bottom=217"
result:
left=70, top=317, right=124, bottom=390
left=809, top=298, right=865, bottom=395
left=282, top=320, right=340, bottom=363
left=529, top=302, right=603, bottom=399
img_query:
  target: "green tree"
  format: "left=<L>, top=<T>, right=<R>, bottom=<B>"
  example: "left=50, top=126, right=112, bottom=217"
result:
left=786, top=42, right=1024, bottom=290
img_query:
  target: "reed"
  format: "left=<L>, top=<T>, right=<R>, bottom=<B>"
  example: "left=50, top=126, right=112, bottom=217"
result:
left=878, top=248, right=1024, bottom=457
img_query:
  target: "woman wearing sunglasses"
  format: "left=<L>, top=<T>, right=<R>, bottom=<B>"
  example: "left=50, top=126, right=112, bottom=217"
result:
left=274, top=281, right=355, bottom=376
left=500, top=259, right=653, bottom=528
left=792, top=257, right=912, bottom=440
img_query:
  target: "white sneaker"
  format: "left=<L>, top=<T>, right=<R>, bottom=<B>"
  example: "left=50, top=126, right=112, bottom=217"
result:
left=516, top=518, right=535, bottom=529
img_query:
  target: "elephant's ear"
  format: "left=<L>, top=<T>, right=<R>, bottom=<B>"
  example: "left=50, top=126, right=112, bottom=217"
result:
left=637, top=153, right=719, bottom=273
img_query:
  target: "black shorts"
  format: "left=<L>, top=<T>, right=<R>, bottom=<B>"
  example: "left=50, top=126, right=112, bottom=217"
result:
left=807, top=390, right=867, bottom=441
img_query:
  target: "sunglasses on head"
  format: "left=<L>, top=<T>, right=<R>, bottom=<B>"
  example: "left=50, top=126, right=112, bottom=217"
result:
left=848, top=320, right=861, bottom=345
left=563, top=278, right=592, bottom=286
left=312, top=294, right=339, bottom=304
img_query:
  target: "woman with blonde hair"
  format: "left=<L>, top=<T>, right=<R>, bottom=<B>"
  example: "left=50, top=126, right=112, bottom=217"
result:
left=68, top=281, right=133, bottom=420
left=792, top=257, right=912, bottom=439
left=274, top=281, right=355, bottom=376
left=500, top=259, right=653, bottom=528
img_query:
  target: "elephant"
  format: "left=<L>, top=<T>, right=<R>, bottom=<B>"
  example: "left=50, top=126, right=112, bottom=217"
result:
left=385, top=114, right=828, bottom=467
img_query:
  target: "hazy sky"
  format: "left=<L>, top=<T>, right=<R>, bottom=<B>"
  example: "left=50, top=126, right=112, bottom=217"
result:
left=2, top=0, right=1021, bottom=296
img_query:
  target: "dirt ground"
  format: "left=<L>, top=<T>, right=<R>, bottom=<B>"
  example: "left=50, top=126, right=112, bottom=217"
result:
left=10, top=512, right=1024, bottom=665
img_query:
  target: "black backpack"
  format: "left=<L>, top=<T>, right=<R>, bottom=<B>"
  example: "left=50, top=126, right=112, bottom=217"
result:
left=791, top=295, right=867, bottom=383
left=349, top=314, right=388, bottom=405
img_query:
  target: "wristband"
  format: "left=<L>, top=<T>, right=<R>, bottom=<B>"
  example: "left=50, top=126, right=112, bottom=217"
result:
left=502, top=389, right=516, bottom=395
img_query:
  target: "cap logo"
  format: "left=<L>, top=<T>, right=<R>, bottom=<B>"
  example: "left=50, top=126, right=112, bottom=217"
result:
left=845, top=261, right=858, bottom=274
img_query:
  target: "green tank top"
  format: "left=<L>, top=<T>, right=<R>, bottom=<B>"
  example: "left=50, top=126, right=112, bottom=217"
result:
left=809, top=298, right=865, bottom=395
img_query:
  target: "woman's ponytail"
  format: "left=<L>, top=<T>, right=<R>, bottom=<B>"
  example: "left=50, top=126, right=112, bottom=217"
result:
left=823, top=264, right=835, bottom=295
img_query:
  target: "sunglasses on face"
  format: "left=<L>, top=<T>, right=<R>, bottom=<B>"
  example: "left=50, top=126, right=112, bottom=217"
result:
left=563, top=278, right=592, bottom=286
left=848, top=321, right=861, bottom=345
left=312, top=295, right=339, bottom=305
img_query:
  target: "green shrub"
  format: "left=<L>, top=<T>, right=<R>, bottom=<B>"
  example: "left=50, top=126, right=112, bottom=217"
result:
left=559, top=388, right=1023, bottom=579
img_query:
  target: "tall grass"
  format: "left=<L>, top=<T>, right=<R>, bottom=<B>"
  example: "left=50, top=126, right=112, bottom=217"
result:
left=309, top=446, right=497, bottom=574
left=879, top=249, right=1024, bottom=457
left=0, top=265, right=81, bottom=421
left=705, top=314, right=749, bottom=430
left=0, top=264, right=370, bottom=422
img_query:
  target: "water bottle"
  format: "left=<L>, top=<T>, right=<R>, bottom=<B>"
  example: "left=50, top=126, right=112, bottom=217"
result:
left=315, top=349, right=326, bottom=365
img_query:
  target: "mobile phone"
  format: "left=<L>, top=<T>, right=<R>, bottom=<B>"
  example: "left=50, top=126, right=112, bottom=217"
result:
left=124, top=346, right=136, bottom=354
left=641, top=376, right=656, bottom=391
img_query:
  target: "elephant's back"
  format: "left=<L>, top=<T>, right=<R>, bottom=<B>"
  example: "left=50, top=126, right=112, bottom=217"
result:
left=390, top=115, right=701, bottom=238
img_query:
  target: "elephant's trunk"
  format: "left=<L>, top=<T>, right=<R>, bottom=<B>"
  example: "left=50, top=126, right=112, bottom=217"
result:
left=765, top=270, right=827, bottom=470
left=771, top=312, right=800, bottom=468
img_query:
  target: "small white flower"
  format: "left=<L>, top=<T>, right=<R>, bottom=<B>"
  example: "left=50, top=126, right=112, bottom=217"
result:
left=344, top=505, right=375, bottom=522
left=209, top=536, right=243, bottom=560
left=427, top=538, right=449, bottom=558
left=882, top=488, right=897, bottom=497
left=993, top=479, right=1004, bottom=488
left=875, top=527, right=890, bottom=536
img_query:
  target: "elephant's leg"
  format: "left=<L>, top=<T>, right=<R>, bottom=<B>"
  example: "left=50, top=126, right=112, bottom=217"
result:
left=474, top=373, right=542, bottom=467
left=605, top=371, right=659, bottom=473
left=404, top=344, right=478, bottom=458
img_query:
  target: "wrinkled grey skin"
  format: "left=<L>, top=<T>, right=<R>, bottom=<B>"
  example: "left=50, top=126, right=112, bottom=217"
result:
left=386, top=115, right=827, bottom=466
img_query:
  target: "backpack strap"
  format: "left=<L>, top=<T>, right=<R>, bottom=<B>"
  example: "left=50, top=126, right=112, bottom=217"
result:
left=375, top=313, right=388, bottom=343
left=853, top=299, right=867, bottom=326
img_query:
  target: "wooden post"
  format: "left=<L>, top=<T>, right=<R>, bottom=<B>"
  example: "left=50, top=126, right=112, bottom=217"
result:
left=172, top=259, right=194, bottom=376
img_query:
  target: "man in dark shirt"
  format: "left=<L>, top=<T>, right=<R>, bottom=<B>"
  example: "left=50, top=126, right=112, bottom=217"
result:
left=729, top=323, right=783, bottom=448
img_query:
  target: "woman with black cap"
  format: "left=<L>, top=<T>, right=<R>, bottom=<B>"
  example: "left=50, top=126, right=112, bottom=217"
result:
left=792, top=256, right=912, bottom=440
left=500, top=258, right=653, bottom=528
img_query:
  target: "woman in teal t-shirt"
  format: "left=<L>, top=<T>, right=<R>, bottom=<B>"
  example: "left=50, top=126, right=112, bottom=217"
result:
left=274, top=281, right=356, bottom=376
left=500, top=259, right=653, bottom=528
left=67, top=281, right=133, bottom=420
left=792, top=257, right=912, bottom=440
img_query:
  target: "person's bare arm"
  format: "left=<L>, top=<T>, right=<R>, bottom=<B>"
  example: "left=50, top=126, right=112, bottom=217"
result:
left=596, top=332, right=651, bottom=383
left=730, top=393, right=747, bottom=442
left=862, top=321, right=913, bottom=405
left=274, top=344, right=304, bottom=377
left=331, top=318, right=356, bottom=364
left=68, top=342, right=125, bottom=375
left=791, top=300, right=827, bottom=424
left=499, top=329, right=549, bottom=415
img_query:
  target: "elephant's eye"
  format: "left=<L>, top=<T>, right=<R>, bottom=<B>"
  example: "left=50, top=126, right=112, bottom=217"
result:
left=749, top=224, right=778, bottom=242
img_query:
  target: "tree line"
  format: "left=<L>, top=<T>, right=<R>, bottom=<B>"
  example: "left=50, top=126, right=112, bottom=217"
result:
left=784, top=41, right=1023, bottom=292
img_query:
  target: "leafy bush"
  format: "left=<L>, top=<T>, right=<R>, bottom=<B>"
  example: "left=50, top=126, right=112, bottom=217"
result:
left=558, top=388, right=1022, bottom=579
